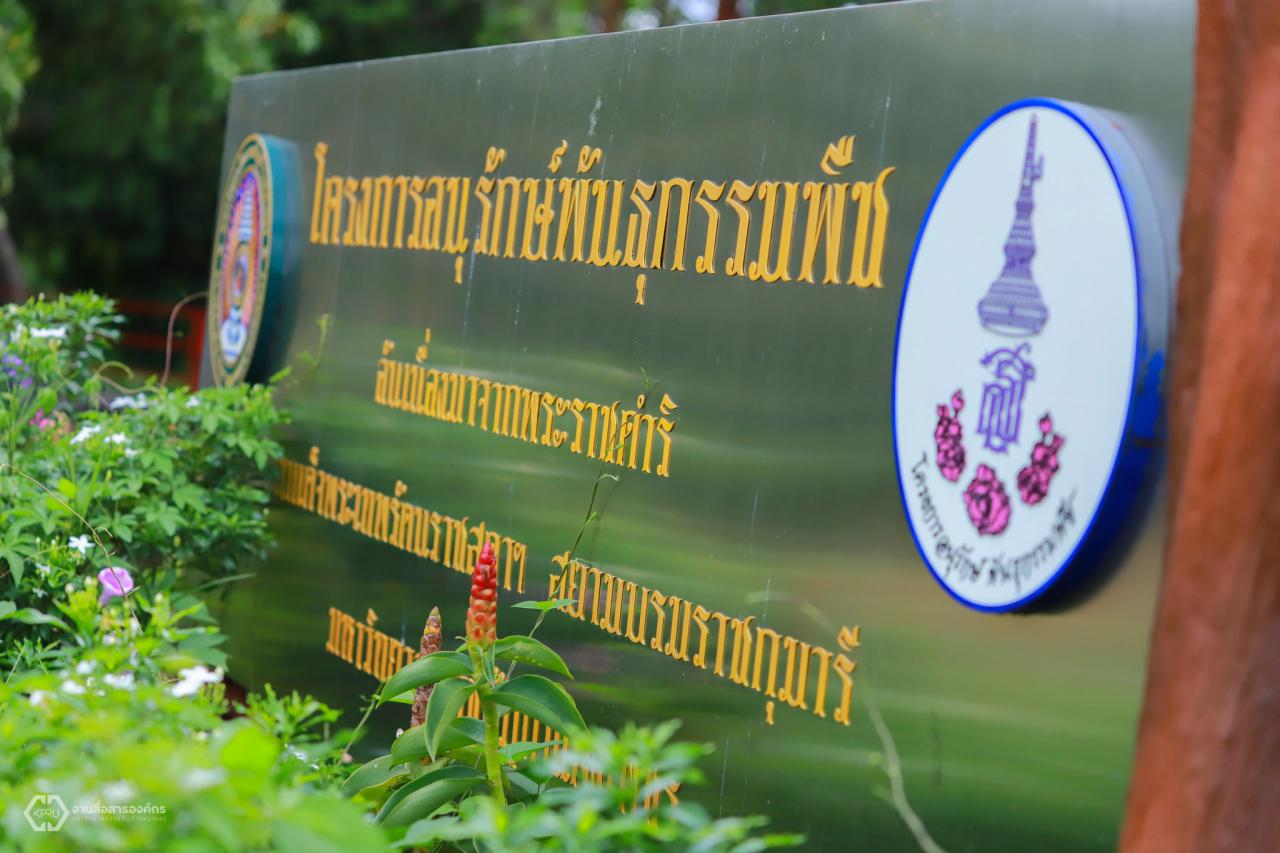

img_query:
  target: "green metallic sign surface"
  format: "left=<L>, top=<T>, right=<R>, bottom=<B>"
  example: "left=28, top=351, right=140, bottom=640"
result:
left=208, top=2, right=1192, bottom=849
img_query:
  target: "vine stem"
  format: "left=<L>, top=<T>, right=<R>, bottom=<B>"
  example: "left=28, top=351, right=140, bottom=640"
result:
left=341, top=688, right=381, bottom=761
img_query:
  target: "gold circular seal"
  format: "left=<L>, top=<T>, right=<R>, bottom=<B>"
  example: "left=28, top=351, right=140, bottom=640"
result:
left=208, top=134, right=274, bottom=386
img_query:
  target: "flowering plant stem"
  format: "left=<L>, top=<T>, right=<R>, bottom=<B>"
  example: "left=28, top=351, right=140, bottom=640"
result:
left=469, top=642, right=507, bottom=806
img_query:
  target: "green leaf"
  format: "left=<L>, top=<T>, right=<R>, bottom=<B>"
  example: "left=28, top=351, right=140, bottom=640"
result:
left=382, top=689, right=415, bottom=705
left=490, top=675, right=585, bottom=738
left=501, top=740, right=562, bottom=763
left=493, top=634, right=572, bottom=679
left=0, top=550, right=24, bottom=586
left=390, top=725, right=432, bottom=765
left=422, top=678, right=479, bottom=760
left=43, top=495, right=71, bottom=515
left=379, top=651, right=471, bottom=705
left=510, top=597, right=576, bottom=612
left=376, top=765, right=483, bottom=826
left=437, top=716, right=485, bottom=754
left=340, top=754, right=402, bottom=798
left=56, top=478, right=77, bottom=499
left=382, top=774, right=482, bottom=828
left=220, top=723, right=279, bottom=797
left=0, top=601, right=13, bottom=618
left=350, top=770, right=409, bottom=810
left=0, top=607, right=69, bottom=631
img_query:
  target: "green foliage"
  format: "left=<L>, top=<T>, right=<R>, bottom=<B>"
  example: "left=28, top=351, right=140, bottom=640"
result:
left=475, top=0, right=592, bottom=46
left=0, top=0, right=35, bottom=200
left=347, top=601, right=800, bottom=851
left=7, top=0, right=317, bottom=294
left=403, top=722, right=805, bottom=852
left=0, top=291, right=121, bottom=416
left=0, top=591, right=383, bottom=851
left=278, top=0, right=482, bottom=68
left=0, top=294, right=284, bottom=617
left=0, top=289, right=381, bottom=848
left=237, top=683, right=342, bottom=749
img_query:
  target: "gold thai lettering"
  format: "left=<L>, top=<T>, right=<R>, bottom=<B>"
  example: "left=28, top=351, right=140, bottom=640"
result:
left=372, top=333, right=680, bottom=479
left=275, top=453, right=528, bottom=592
left=548, top=553, right=861, bottom=728
left=306, top=138, right=895, bottom=294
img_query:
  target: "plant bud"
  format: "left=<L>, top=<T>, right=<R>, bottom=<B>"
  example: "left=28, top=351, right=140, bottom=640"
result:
left=466, top=543, right=498, bottom=648
left=409, top=607, right=442, bottom=729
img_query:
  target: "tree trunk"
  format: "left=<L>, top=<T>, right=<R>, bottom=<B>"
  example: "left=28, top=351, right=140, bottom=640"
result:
left=1122, top=2, right=1280, bottom=850
left=0, top=219, right=27, bottom=304
left=600, top=0, right=625, bottom=33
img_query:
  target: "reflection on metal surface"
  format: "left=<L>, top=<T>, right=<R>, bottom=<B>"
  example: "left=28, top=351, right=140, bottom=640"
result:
left=866, top=687, right=946, bottom=853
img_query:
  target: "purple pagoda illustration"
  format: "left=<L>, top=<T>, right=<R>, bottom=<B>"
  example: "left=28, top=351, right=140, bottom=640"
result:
left=977, top=116, right=1049, bottom=337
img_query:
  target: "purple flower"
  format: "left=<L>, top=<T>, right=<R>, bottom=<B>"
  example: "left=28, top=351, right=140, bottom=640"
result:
left=98, top=567, right=135, bottom=606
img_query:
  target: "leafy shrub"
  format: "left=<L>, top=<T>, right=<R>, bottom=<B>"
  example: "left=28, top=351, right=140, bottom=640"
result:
left=343, top=546, right=802, bottom=851
left=0, top=294, right=283, bottom=640
left=0, top=577, right=382, bottom=851
left=0, top=292, right=375, bottom=849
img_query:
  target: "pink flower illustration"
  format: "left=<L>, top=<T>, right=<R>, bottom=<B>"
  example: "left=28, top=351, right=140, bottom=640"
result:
left=934, top=390, right=966, bottom=482
left=964, top=464, right=1011, bottom=535
left=1017, top=414, right=1065, bottom=505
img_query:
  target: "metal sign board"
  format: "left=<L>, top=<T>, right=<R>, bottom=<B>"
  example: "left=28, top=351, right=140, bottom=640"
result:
left=208, top=1, right=1191, bottom=848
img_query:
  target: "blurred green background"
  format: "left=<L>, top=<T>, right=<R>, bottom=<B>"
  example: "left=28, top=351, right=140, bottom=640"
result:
left=0, top=0, right=894, bottom=305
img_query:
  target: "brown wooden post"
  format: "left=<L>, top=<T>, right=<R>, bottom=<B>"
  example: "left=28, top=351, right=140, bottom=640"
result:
left=1122, top=2, right=1280, bottom=850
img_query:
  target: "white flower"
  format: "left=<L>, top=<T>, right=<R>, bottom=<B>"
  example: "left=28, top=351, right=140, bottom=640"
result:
left=29, top=326, right=67, bottom=340
left=70, top=424, right=101, bottom=445
left=180, top=767, right=225, bottom=791
left=75, top=660, right=95, bottom=676
left=102, top=633, right=118, bottom=646
left=103, top=672, right=134, bottom=690
left=124, top=448, right=139, bottom=459
left=108, top=394, right=148, bottom=411
left=106, top=433, right=127, bottom=445
left=185, top=395, right=200, bottom=409
left=100, top=781, right=135, bottom=803
left=60, top=679, right=86, bottom=696
left=35, top=563, right=51, bottom=576
left=67, top=535, right=92, bottom=555
left=32, top=589, right=45, bottom=599
left=28, top=690, right=49, bottom=707
left=169, top=665, right=223, bottom=698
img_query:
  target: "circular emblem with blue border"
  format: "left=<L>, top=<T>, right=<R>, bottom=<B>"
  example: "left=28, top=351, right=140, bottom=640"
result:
left=893, top=99, right=1169, bottom=612
left=208, top=133, right=296, bottom=386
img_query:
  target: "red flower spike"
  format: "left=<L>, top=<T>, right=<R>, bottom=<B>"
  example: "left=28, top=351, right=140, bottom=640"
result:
left=466, top=542, right=498, bottom=648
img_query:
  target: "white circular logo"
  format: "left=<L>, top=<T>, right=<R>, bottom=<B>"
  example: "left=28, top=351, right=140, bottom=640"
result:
left=893, top=100, right=1163, bottom=611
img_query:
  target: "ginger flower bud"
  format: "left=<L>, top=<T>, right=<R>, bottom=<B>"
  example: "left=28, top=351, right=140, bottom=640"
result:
left=466, top=543, right=498, bottom=648
left=410, top=607, right=443, bottom=729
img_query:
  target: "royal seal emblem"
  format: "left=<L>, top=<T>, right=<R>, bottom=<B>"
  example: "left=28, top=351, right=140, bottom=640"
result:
left=893, top=100, right=1169, bottom=611
left=207, top=134, right=296, bottom=386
